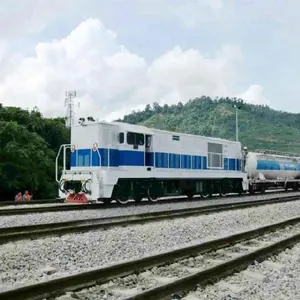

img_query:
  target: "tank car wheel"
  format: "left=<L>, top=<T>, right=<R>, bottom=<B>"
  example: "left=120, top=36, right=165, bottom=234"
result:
left=249, top=185, right=255, bottom=195
left=293, top=183, right=299, bottom=191
left=116, top=196, right=129, bottom=204
left=260, top=185, right=266, bottom=194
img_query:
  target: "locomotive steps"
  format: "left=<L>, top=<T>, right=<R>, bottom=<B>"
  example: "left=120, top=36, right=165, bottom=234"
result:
left=2, top=215, right=300, bottom=300
left=1, top=194, right=300, bottom=245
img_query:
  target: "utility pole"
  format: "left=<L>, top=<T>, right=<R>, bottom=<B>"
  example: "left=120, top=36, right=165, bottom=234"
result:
left=64, top=90, right=77, bottom=127
left=234, top=104, right=241, bottom=142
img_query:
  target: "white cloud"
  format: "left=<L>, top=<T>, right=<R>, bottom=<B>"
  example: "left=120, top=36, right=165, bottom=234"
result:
left=202, top=0, right=223, bottom=10
left=0, top=17, right=267, bottom=121
left=238, top=84, right=270, bottom=105
left=0, top=0, right=72, bottom=39
left=128, top=0, right=224, bottom=29
left=166, top=0, right=224, bottom=28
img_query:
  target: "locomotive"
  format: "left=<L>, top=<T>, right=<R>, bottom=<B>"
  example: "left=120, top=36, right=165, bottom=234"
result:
left=56, top=119, right=300, bottom=204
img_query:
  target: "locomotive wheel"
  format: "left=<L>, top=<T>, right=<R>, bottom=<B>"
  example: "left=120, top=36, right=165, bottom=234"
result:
left=186, top=191, right=194, bottom=200
left=219, top=186, right=227, bottom=197
left=102, top=198, right=112, bottom=205
left=133, top=194, right=143, bottom=203
left=201, top=193, right=210, bottom=199
left=116, top=196, right=129, bottom=204
left=147, top=188, right=159, bottom=202
left=219, top=180, right=227, bottom=197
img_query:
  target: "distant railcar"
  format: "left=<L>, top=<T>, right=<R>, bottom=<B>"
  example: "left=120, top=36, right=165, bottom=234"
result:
left=245, top=149, right=300, bottom=193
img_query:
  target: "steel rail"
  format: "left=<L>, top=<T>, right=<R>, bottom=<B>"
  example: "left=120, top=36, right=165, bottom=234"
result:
left=1, top=216, right=300, bottom=300
left=0, top=196, right=198, bottom=215
left=0, top=191, right=300, bottom=217
left=0, top=188, right=296, bottom=209
left=128, top=229, right=300, bottom=299
left=0, top=199, right=64, bottom=206
left=0, top=195, right=300, bottom=245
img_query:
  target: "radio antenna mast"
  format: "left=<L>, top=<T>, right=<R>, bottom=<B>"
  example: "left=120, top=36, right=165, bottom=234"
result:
left=64, top=90, right=79, bottom=127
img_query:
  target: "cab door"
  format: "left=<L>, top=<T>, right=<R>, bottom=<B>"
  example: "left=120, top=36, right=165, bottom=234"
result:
left=145, top=134, right=153, bottom=168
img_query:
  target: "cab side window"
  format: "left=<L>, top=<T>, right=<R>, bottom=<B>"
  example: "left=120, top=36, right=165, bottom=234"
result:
left=127, top=132, right=144, bottom=146
left=146, top=135, right=151, bottom=147
left=118, top=132, right=124, bottom=144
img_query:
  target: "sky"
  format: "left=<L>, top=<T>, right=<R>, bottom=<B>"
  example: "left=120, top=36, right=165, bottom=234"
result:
left=0, top=0, right=299, bottom=121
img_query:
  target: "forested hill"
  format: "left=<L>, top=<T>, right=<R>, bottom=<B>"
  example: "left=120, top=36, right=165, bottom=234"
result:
left=0, top=104, right=70, bottom=201
left=118, top=97, right=300, bottom=153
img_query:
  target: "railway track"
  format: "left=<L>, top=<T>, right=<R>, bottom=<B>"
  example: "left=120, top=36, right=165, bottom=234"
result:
left=2, top=215, right=300, bottom=300
left=1, top=194, right=300, bottom=245
left=0, top=198, right=64, bottom=206
left=0, top=196, right=199, bottom=215
left=0, top=190, right=299, bottom=216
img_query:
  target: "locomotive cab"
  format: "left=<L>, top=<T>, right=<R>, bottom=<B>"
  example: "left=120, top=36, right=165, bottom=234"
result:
left=56, top=120, right=120, bottom=203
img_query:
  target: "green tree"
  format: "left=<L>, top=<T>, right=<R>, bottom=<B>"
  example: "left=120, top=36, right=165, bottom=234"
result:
left=0, top=105, right=70, bottom=201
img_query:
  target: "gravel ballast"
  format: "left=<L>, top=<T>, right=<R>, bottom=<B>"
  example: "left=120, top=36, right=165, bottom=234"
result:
left=0, top=203, right=67, bottom=210
left=73, top=224, right=300, bottom=300
left=1, top=200, right=300, bottom=292
left=1, top=192, right=300, bottom=228
left=187, top=242, right=300, bottom=300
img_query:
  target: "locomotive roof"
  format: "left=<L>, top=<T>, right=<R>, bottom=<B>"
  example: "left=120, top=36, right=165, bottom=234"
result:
left=111, top=121, right=153, bottom=134
left=73, top=120, right=240, bottom=145
left=112, top=121, right=240, bottom=145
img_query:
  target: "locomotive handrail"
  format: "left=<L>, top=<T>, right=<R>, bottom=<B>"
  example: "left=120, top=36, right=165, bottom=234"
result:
left=55, top=145, right=63, bottom=183
left=108, top=144, right=111, bottom=169
left=55, top=144, right=71, bottom=183
left=96, top=148, right=102, bottom=167
left=92, top=143, right=102, bottom=167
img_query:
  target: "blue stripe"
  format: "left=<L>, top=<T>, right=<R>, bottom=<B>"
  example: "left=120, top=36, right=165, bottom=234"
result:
left=257, top=160, right=300, bottom=171
left=71, top=151, right=76, bottom=167
left=120, top=150, right=144, bottom=166
left=71, top=148, right=242, bottom=171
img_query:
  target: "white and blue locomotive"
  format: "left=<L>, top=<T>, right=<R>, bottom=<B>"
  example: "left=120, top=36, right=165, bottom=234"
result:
left=56, top=119, right=300, bottom=203
left=56, top=119, right=248, bottom=203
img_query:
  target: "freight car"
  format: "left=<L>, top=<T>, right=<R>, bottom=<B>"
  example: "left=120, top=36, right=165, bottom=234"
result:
left=56, top=119, right=248, bottom=203
left=244, top=149, right=300, bottom=193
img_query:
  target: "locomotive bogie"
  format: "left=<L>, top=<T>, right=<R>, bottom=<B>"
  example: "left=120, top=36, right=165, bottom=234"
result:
left=107, top=177, right=244, bottom=202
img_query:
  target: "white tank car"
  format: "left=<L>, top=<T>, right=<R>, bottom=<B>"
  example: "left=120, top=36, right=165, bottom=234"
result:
left=245, top=149, right=300, bottom=181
